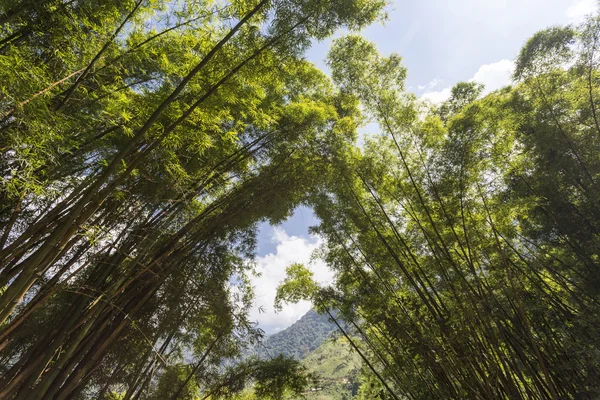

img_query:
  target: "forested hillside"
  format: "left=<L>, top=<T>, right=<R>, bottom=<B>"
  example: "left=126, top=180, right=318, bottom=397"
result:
left=2, top=0, right=600, bottom=399
left=254, top=309, right=337, bottom=360
left=301, top=337, right=362, bottom=400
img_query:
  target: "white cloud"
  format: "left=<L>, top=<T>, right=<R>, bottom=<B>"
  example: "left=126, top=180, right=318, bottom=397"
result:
left=248, top=228, right=334, bottom=334
left=421, top=59, right=515, bottom=104
left=469, top=59, right=515, bottom=94
left=421, top=87, right=452, bottom=104
left=567, top=0, right=598, bottom=23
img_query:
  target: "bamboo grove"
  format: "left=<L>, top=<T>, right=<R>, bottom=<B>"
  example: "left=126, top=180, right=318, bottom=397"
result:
left=3, top=0, right=600, bottom=399
left=277, top=16, right=600, bottom=400
left=0, top=0, right=386, bottom=398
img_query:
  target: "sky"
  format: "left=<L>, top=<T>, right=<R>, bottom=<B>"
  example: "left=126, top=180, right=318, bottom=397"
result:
left=247, top=0, right=599, bottom=335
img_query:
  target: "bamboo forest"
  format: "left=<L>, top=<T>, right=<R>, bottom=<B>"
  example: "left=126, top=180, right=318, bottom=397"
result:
left=1, top=0, right=599, bottom=398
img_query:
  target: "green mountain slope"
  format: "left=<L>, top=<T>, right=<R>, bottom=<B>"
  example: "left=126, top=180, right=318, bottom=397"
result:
left=301, top=337, right=362, bottom=400
left=256, top=309, right=337, bottom=360
left=242, top=310, right=364, bottom=399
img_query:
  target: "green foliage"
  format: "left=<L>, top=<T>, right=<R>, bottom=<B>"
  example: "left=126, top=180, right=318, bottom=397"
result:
left=282, top=12, right=600, bottom=399
left=437, top=81, right=484, bottom=121
left=253, top=355, right=313, bottom=399
left=205, top=355, right=313, bottom=400
left=275, top=264, right=318, bottom=312
left=0, top=0, right=387, bottom=398
left=148, top=364, right=200, bottom=400
left=514, top=25, right=576, bottom=79
left=4, top=1, right=600, bottom=399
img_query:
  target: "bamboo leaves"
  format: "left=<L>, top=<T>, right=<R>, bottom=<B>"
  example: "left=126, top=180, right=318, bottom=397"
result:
left=298, top=18, right=600, bottom=398
left=0, top=0, right=387, bottom=398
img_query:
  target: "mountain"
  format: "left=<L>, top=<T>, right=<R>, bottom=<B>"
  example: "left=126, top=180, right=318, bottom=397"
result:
left=245, top=309, right=363, bottom=399
left=255, top=309, right=338, bottom=360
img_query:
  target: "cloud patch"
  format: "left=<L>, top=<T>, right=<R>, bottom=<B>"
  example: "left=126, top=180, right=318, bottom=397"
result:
left=471, top=59, right=515, bottom=94
left=248, top=228, right=334, bottom=334
left=421, top=87, right=452, bottom=104
left=421, top=59, right=515, bottom=104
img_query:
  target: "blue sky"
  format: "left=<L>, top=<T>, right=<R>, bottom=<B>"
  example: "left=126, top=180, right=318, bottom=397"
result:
left=248, top=0, right=599, bottom=335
